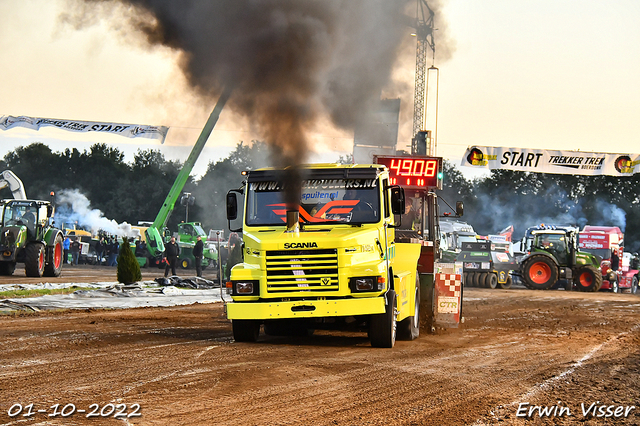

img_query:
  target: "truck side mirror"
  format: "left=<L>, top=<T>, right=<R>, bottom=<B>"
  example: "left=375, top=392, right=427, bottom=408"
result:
left=456, top=201, right=464, bottom=217
left=390, top=187, right=405, bottom=215
left=226, top=192, right=238, bottom=220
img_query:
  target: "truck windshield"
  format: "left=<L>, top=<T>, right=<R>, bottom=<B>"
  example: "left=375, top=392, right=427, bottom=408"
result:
left=246, top=178, right=380, bottom=226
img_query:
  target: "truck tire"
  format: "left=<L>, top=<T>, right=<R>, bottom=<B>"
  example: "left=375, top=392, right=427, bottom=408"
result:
left=232, top=320, right=260, bottom=342
left=522, top=255, right=558, bottom=290
left=370, top=289, right=397, bottom=348
left=463, top=272, right=468, bottom=287
left=398, top=275, right=420, bottom=341
left=44, top=234, right=63, bottom=277
left=487, top=273, right=498, bottom=289
left=574, top=265, right=603, bottom=292
left=478, top=272, right=488, bottom=288
left=611, top=279, right=620, bottom=293
left=498, top=275, right=512, bottom=289
left=469, top=272, right=477, bottom=287
left=25, top=243, right=45, bottom=277
left=0, top=262, right=16, bottom=276
left=180, top=258, right=191, bottom=269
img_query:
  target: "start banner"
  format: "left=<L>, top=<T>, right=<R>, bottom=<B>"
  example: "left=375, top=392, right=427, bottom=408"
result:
left=0, top=115, right=169, bottom=143
left=461, top=146, right=640, bottom=176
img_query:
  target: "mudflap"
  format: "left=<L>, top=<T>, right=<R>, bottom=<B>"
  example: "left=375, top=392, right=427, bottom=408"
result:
left=432, top=262, right=463, bottom=329
left=419, top=272, right=435, bottom=332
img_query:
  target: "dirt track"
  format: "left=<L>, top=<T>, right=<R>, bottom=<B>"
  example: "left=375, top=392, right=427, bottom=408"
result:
left=1, top=267, right=640, bottom=425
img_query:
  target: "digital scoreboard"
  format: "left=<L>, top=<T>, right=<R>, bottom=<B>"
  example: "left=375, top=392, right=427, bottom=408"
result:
left=374, top=155, right=443, bottom=190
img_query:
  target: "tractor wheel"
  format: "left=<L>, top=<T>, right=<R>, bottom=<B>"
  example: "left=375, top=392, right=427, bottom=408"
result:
left=25, top=243, right=46, bottom=277
left=574, top=265, right=603, bottom=292
left=631, top=276, right=639, bottom=295
left=0, top=262, right=16, bottom=276
left=180, top=258, right=191, bottom=269
left=232, top=320, right=261, bottom=342
left=398, top=275, right=420, bottom=341
left=44, top=234, right=64, bottom=277
left=522, top=255, right=558, bottom=290
left=487, top=273, right=498, bottom=289
left=499, top=275, right=513, bottom=289
left=370, top=290, right=397, bottom=348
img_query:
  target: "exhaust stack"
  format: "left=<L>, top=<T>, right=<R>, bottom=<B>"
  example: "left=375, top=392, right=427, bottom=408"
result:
left=286, top=209, right=300, bottom=233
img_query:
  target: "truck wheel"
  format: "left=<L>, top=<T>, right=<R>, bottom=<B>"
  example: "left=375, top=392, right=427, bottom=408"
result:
left=180, top=258, right=191, bottom=269
left=0, top=262, right=16, bottom=276
left=498, top=275, right=512, bottom=289
left=487, top=273, right=498, bottom=289
left=478, top=272, right=488, bottom=288
left=43, top=234, right=63, bottom=277
left=398, top=275, right=420, bottom=341
left=631, top=276, right=639, bottom=295
left=25, top=243, right=45, bottom=277
left=574, top=265, right=603, bottom=292
left=469, top=272, right=477, bottom=287
left=370, top=289, right=397, bottom=348
left=463, top=272, right=468, bottom=287
left=611, top=279, right=620, bottom=293
left=232, top=320, right=260, bottom=342
left=522, top=255, right=558, bottom=290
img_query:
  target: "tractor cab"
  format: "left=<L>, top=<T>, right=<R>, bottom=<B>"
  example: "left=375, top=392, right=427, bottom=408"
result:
left=532, top=231, right=571, bottom=266
left=2, top=200, right=48, bottom=239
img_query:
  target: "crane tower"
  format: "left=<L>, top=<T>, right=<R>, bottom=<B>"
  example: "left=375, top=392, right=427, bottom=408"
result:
left=411, top=0, right=437, bottom=156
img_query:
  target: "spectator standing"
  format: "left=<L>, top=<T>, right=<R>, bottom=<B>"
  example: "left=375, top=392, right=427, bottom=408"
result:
left=63, top=236, right=71, bottom=265
left=164, top=237, right=180, bottom=277
left=193, top=235, right=204, bottom=277
left=95, top=237, right=104, bottom=265
left=70, top=238, right=81, bottom=265
left=108, top=238, right=119, bottom=266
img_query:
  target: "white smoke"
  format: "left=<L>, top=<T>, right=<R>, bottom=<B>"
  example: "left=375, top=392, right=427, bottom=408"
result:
left=594, top=200, right=627, bottom=231
left=55, top=189, right=139, bottom=237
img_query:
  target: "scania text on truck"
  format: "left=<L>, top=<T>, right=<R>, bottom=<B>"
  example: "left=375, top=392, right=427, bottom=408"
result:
left=225, top=157, right=463, bottom=348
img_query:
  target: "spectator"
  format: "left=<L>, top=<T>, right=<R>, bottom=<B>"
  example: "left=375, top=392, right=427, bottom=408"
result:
left=70, top=238, right=81, bottom=265
left=63, top=236, right=71, bottom=265
left=164, top=237, right=180, bottom=277
left=193, top=235, right=204, bottom=277
left=400, top=198, right=418, bottom=230
left=95, top=237, right=104, bottom=265
left=108, top=238, right=119, bottom=267
left=611, top=250, right=620, bottom=271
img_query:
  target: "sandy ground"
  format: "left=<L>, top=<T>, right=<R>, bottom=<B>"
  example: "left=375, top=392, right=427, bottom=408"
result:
left=1, top=266, right=640, bottom=425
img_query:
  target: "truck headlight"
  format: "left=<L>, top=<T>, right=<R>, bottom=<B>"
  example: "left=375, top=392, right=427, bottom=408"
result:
left=350, top=276, right=385, bottom=292
left=232, top=280, right=260, bottom=296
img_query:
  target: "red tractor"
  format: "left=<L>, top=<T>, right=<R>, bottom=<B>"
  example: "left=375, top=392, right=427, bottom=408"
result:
left=579, top=226, right=639, bottom=293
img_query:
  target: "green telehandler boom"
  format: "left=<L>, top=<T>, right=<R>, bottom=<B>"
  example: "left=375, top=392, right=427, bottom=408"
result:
left=144, top=87, right=232, bottom=263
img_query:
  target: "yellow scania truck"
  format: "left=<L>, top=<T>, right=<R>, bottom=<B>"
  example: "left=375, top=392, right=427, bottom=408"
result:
left=225, top=158, right=462, bottom=347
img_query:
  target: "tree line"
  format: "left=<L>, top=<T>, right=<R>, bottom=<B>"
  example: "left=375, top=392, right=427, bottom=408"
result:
left=2, top=142, right=639, bottom=251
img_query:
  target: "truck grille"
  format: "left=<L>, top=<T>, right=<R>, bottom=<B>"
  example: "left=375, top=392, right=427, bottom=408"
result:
left=265, top=249, right=339, bottom=293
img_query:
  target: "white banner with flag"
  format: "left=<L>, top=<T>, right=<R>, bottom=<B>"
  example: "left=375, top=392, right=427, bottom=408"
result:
left=0, top=115, right=169, bottom=143
left=461, top=146, right=640, bottom=176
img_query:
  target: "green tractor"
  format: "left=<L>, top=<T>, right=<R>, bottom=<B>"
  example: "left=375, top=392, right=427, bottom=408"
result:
left=172, top=222, right=218, bottom=270
left=0, top=199, right=64, bottom=277
left=518, top=226, right=602, bottom=291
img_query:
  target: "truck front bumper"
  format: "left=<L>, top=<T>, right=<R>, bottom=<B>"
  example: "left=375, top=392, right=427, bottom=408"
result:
left=226, top=297, right=386, bottom=320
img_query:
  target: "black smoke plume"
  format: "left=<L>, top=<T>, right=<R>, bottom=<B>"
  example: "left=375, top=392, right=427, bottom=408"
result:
left=62, top=0, right=432, bottom=168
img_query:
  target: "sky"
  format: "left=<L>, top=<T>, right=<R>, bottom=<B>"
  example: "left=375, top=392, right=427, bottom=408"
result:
left=1, top=0, right=639, bottom=181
